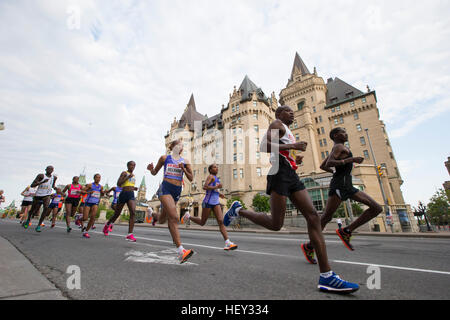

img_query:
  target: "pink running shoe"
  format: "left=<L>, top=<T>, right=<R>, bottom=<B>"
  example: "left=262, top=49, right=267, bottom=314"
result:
left=109, top=224, right=114, bottom=232
left=82, top=232, right=90, bottom=239
left=126, top=234, right=136, bottom=242
left=103, top=224, right=109, bottom=236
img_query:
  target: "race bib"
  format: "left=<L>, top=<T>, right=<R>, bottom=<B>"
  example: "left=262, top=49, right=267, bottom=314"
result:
left=91, top=191, right=100, bottom=198
left=166, top=164, right=183, bottom=177
left=71, top=189, right=81, bottom=196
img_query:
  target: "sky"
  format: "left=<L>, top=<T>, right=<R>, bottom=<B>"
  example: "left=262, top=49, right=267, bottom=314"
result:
left=0, top=0, right=449, bottom=208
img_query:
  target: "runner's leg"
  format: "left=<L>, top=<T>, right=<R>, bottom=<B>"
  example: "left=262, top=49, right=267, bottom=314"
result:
left=347, top=191, right=382, bottom=232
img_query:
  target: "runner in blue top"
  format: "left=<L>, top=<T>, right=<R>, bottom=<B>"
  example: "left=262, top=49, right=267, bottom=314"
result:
left=48, top=188, right=63, bottom=229
left=147, top=139, right=195, bottom=264
left=81, top=174, right=104, bottom=238
left=106, top=186, right=122, bottom=211
left=181, top=164, right=237, bottom=251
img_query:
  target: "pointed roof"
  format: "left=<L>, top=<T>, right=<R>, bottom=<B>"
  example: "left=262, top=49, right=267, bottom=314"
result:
left=290, top=52, right=311, bottom=80
left=178, top=94, right=207, bottom=130
left=326, top=77, right=364, bottom=107
left=140, top=176, right=146, bottom=188
left=238, top=75, right=269, bottom=105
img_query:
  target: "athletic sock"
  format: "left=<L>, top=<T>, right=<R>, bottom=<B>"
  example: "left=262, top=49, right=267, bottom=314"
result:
left=225, top=239, right=232, bottom=245
left=320, top=271, right=334, bottom=278
left=177, top=246, right=185, bottom=254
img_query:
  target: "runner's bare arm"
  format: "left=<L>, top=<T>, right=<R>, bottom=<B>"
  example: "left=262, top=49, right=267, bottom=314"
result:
left=52, top=176, right=57, bottom=190
left=262, top=120, right=307, bottom=153
left=182, top=161, right=194, bottom=182
left=62, top=185, right=70, bottom=194
left=320, top=156, right=334, bottom=173
left=30, top=174, right=45, bottom=188
left=147, top=156, right=166, bottom=176
left=203, top=175, right=215, bottom=191
left=117, top=171, right=129, bottom=187
left=325, top=144, right=351, bottom=168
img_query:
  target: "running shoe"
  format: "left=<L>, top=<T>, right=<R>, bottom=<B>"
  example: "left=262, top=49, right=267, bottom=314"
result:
left=224, top=242, right=238, bottom=251
left=92, top=225, right=96, bottom=230
left=318, top=272, right=359, bottom=293
left=152, top=214, right=158, bottom=226
left=51, top=223, right=55, bottom=229
left=126, top=234, right=137, bottom=242
left=109, top=224, right=114, bottom=232
left=178, top=249, right=194, bottom=264
left=29, top=221, right=32, bottom=226
left=181, top=212, right=190, bottom=225
left=40, top=223, right=45, bottom=227
left=103, top=224, right=109, bottom=236
left=35, top=226, right=41, bottom=233
left=82, top=232, right=90, bottom=239
left=23, top=221, right=29, bottom=229
left=67, top=227, right=72, bottom=233
left=223, top=201, right=242, bottom=227
left=75, top=217, right=80, bottom=226
left=336, top=228, right=354, bottom=251
left=301, top=243, right=317, bottom=265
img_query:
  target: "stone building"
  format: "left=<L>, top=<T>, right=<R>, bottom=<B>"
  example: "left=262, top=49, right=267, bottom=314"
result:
left=148, top=52, right=417, bottom=232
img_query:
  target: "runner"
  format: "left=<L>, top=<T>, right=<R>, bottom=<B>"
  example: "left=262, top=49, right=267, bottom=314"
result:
left=102, top=162, right=138, bottom=242
left=48, top=188, right=63, bottom=228
left=62, top=177, right=83, bottom=232
left=23, top=166, right=57, bottom=232
left=0, top=190, right=5, bottom=208
left=106, top=186, right=122, bottom=212
left=19, top=186, right=36, bottom=225
left=75, top=193, right=87, bottom=228
left=300, top=127, right=382, bottom=262
left=223, top=106, right=359, bottom=293
left=80, top=174, right=104, bottom=238
left=181, top=164, right=237, bottom=251
left=147, top=140, right=195, bottom=264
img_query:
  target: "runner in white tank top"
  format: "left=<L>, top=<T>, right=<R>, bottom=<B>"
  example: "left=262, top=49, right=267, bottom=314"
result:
left=23, top=166, right=58, bottom=232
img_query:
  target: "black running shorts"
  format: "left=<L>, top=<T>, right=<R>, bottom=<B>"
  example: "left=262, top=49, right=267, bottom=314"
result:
left=266, top=158, right=305, bottom=197
left=65, top=197, right=80, bottom=207
left=329, top=186, right=359, bottom=201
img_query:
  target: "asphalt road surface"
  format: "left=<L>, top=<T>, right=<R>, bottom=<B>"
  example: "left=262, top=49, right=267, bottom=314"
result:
left=1, top=220, right=449, bottom=300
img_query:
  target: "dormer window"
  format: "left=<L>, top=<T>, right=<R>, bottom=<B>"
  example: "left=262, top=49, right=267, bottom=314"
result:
left=297, top=101, right=305, bottom=111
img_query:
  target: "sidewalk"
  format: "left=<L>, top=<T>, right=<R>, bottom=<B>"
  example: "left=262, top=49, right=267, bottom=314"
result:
left=111, top=221, right=450, bottom=239
left=0, top=236, right=67, bottom=300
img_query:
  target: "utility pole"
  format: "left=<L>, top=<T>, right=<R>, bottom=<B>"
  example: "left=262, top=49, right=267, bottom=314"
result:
left=365, top=129, right=393, bottom=232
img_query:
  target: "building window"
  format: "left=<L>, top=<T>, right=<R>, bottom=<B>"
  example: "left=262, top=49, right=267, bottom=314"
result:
left=350, top=101, right=355, bottom=107
left=362, top=97, right=367, bottom=103
left=323, top=139, right=327, bottom=146
left=254, top=125, right=259, bottom=132
left=233, top=169, right=237, bottom=179
left=317, top=129, right=321, bottom=135
left=256, top=152, right=261, bottom=160
left=354, top=113, right=359, bottom=120
left=339, top=116, right=344, bottom=124
left=363, top=150, right=370, bottom=159
left=295, top=134, right=300, bottom=141
left=381, top=163, right=388, bottom=175
left=204, top=167, right=207, bottom=174
left=326, top=151, right=329, bottom=157
left=236, top=104, right=240, bottom=111
left=313, top=107, right=316, bottom=113
left=297, top=101, right=305, bottom=111
left=321, top=127, right=325, bottom=134
left=386, top=139, right=390, bottom=146
left=389, top=152, right=394, bottom=160
left=356, top=124, right=362, bottom=131
left=360, top=137, right=366, bottom=145
left=253, top=101, right=257, bottom=106
left=239, top=139, right=243, bottom=147
left=334, top=118, right=339, bottom=125
left=255, top=138, right=260, bottom=146
left=232, top=105, right=235, bottom=112
left=257, top=167, right=262, bottom=177
left=253, top=113, right=258, bottom=120
left=319, top=140, right=323, bottom=147
left=239, top=169, right=244, bottom=178
left=232, top=128, right=236, bottom=135
left=321, top=152, right=325, bottom=159
left=294, top=122, right=298, bottom=129
left=331, top=107, right=335, bottom=113
left=336, top=106, right=341, bottom=112
left=395, top=167, right=400, bottom=177
left=315, top=117, right=318, bottom=124
left=319, top=116, right=323, bottom=123
left=233, top=140, right=237, bottom=148
left=233, top=153, right=237, bottom=162
left=239, top=153, right=243, bottom=161
left=238, top=127, right=242, bottom=134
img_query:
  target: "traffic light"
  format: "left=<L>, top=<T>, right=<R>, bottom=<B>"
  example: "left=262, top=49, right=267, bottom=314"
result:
left=377, top=165, right=383, bottom=177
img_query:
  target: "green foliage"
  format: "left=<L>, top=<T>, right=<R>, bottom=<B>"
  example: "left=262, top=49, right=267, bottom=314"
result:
left=333, top=202, right=364, bottom=218
left=252, top=194, right=270, bottom=213
left=106, top=210, right=115, bottom=221
left=120, top=214, right=130, bottom=222
left=227, top=196, right=246, bottom=210
left=427, top=189, right=449, bottom=221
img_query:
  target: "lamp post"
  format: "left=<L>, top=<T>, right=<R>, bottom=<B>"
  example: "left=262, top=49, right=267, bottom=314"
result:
left=365, top=128, right=393, bottom=232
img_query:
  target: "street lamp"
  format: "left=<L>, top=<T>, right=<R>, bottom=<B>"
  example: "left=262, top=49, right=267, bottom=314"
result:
left=365, top=128, right=393, bottom=232
left=413, top=201, right=432, bottom=232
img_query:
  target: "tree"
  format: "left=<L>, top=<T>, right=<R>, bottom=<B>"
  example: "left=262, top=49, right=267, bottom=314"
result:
left=333, top=202, right=364, bottom=218
left=427, top=189, right=449, bottom=225
left=252, top=194, right=270, bottom=213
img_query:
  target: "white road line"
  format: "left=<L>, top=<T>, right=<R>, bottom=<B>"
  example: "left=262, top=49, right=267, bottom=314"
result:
left=332, top=260, right=450, bottom=275
left=5, top=221, right=450, bottom=276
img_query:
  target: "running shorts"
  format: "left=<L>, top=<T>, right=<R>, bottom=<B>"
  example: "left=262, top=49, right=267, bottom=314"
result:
left=329, top=186, right=359, bottom=201
left=159, top=180, right=182, bottom=203
left=21, top=200, right=33, bottom=207
left=118, top=191, right=135, bottom=204
left=49, top=203, right=58, bottom=209
left=266, top=158, right=305, bottom=196
left=202, top=202, right=219, bottom=209
left=65, top=197, right=80, bottom=207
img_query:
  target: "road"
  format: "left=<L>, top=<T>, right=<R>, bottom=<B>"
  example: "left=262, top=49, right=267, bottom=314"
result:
left=1, top=220, right=449, bottom=300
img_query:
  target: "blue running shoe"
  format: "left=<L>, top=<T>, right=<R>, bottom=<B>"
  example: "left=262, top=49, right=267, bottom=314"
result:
left=223, top=201, right=242, bottom=227
left=35, top=226, right=41, bottom=233
left=318, top=272, right=359, bottom=293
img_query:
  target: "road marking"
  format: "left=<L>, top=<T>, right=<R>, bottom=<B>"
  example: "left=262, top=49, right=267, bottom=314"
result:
left=332, top=260, right=450, bottom=276
left=125, top=249, right=198, bottom=266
